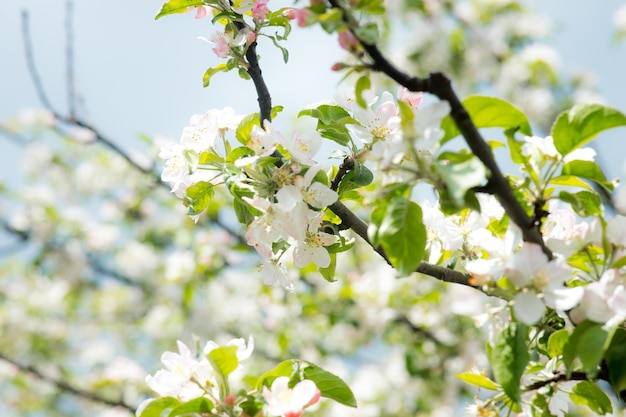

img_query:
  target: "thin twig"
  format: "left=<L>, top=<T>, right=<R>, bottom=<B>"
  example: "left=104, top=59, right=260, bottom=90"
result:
left=20, top=9, right=245, bottom=243
left=1, top=220, right=149, bottom=290
left=235, top=18, right=473, bottom=287
left=0, top=352, right=136, bottom=413
left=65, top=0, right=77, bottom=120
left=22, top=10, right=55, bottom=112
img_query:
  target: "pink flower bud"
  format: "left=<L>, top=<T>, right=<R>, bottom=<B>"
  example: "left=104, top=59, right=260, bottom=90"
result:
left=338, top=30, right=359, bottom=53
left=224, top=394, right=236, bottom=407
left=331, top=62, right=347, bottom=71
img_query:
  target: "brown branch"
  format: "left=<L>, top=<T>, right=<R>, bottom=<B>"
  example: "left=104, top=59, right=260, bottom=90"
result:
left=327, top=0, right=553, bottom=261
left=0, top=352, right=136, bottom=413
left=522, top=371, right=589, bottom=392
left=234, top=19, right=474, bottom=287
left=329, top=200, right=474, bottom=286
left=330, top=156, right=355, bottom=191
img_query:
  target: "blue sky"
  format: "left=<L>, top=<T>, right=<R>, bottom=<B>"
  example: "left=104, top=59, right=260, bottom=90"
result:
left=1, top=1, right=625, bottom=178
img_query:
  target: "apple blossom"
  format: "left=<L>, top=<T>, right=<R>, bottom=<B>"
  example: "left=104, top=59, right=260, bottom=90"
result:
left=145, top=340, right=217, bottom=401
left=262, top=376, right=320, bottom=417
left=289, top=203, right=337, bottom=268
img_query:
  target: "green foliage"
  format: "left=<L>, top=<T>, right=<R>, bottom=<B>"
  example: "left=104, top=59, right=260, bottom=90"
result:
left=169, top=397, right=215, bottom=416
left=488, top=322, right=528, bottom=404
left=551, top=103, right=626, bottom=156
left=546, top=329, right=569, bottom=358
left=436, top=151, right=486, bottom=209
left=441, top=96, right=532, bottom=144
left=138, top=397, right=181, bottom=417
left=563, top=320, right=612, bottom=378
left=354, top=23, right=380, bottom=44
left=377, top=197, right=426, bottom=276
left=557, top=190, right=602, bottom=217
left=204, top=64, right=230, bottom=88
left=355, top=76, right=371, bottom=109
left=155, top=0, right=205, bottom=20
left=257, top=360, right=357, bottom=408
left=569, top=381, right=613, bottom=415
left=208, top=345, right=240, bottom=397
left=236, top=113, right=262, bottom=145
left=561, top=160, right=614, bottom=191
left=184, top=181, right=215, bottom=215
left=302, top=362, right=357, bottom=408
left=298, top=105, right=358, bottom=146
left=455, top=372, right=499, bottom=391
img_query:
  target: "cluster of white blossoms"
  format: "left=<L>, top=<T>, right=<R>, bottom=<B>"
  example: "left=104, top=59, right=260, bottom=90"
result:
left=142, top=336, right=322, bottom=417
left=144, top=337, right=253, bottom=402
left=160, top=86, right=453, bottom=291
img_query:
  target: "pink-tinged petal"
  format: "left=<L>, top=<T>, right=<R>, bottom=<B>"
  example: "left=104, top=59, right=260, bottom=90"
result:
left=292, top=379, right=318, bottom=407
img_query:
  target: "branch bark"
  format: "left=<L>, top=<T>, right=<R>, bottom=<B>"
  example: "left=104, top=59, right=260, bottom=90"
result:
left=239, top=21, right=474, bottom=287
left=328, top=0, right=553, bottom=261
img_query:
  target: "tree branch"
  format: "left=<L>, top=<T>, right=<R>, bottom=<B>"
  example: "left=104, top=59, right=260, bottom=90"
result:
left=0, top=352, right=136, bottom=413
left=522, top=371, right=589, bottom=393
left=328, top=0, right=553, bottom=260
left=236, top=19, right=474, bottom=287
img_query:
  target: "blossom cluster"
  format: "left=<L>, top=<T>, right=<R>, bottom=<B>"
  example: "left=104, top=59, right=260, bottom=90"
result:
left=141, top=337, right=321, bottom=417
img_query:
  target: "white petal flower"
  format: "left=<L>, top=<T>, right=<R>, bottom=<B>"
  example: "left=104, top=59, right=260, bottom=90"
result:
left=263, top=377, right=319, bottom=417
left=513, top=291, right=545, bottom=325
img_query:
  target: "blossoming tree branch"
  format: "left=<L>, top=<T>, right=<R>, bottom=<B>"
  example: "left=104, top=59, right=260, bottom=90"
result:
left=139, top=0, right=626, bottom=415
left=3, top=0, right=626, bottom=416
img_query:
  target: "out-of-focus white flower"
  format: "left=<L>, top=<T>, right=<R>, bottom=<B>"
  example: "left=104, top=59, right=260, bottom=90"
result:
left=145, top=340, right=215, bottom=401
left=614, top=4, right=626, bottom=33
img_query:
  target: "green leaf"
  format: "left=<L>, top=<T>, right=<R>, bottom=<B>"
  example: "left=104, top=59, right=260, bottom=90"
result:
left=208, top=345, right=239, bottom=398
left=605, top=327, right=626, bottom=398
left=208, top=345, right=239, bottom=379
left=489, top=323, right=528, bottom=403
left=268, top=35, right=289, bottom=63
left=455, top=372, right=499, bottom=391
left=256, top=360, right=297, bottom=390
left=561, top=160, right=614, bottom=191
left=355, top=76, right=371, bottom=109
left=352, top=161, right=373, bottom=186
left=319, top=252, right=337, bottom=282
left=547, top=329, right=569, bottom=358
left=552, top=103, right=626, bottom=156
left=169, top=397, right=214, bottom=416
left=570, top=381, right=613, bottom=415
left=353, top=23, right=379, bottom=44
left=563, top=320, right=613, bottom=378
left=378, top=197, right=426, bottom=276
left=155, top=0, right=204, bottom=20
left=236, top=113, right=261, bottom=145
left=436, top=155, right=486, bottom=208
left=184, top=181, right=214, bottom=215
left=303, top=362, right=357, bottom=408
left=203, top=64, right=229, bottom=88
left=548, top=175, right=592, bottom=190
left=557, top=190, right=602, bottom=217
left=299, top=105, right=353, bottom=125
left=441, top=96, right=532, bottom=144
left=529, top=393, right=556, bottom=417
left=138, top=397, right=180, bottom=417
